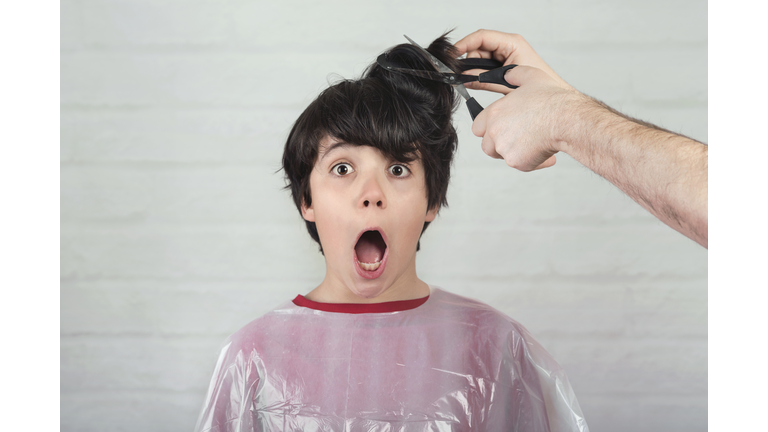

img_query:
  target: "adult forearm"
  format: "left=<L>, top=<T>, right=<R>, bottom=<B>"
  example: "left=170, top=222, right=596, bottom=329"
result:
left=454, top=30, right=707, bottom=247
left=559, top=96, right=709, bottom=247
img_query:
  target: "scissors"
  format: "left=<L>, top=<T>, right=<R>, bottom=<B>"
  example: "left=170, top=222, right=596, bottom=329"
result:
left=376, top=35, right=518, bottom=120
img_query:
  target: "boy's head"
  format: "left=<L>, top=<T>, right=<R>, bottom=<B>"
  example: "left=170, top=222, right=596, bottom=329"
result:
left=281, top=34, right=460, bottom=298
left=282, top=34, right=460, bottom=254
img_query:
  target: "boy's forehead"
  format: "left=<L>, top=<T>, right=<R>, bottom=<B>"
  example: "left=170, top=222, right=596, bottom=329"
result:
left=317, top=135, right=421, bottom=163
left=317, top=135, right=374, bottom=160
left=317, top=135, right=349, bottom=160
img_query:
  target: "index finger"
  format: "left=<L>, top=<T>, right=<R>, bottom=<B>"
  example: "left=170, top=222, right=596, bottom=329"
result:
left=454, top=29, right=521, bottom=64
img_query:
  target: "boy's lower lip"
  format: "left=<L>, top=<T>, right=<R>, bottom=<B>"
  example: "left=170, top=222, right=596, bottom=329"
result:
left=353, top=248, right=388, bottom=279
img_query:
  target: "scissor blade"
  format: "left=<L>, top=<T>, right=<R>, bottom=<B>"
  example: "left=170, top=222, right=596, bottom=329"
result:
left=454, top=82, right=472, bottom=101
left=377, top=54, right=476, bottom=85
left=403, top=34, right=454, bottom=74
left=403, top=34, right=472, bottom=101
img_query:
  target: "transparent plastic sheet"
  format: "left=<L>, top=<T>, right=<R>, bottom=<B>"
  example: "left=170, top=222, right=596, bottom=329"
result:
left=195, top=288, right=589, bottom=432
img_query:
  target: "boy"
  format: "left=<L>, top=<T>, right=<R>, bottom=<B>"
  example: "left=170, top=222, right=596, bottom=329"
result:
left=195, top=35, right=588, bottom=432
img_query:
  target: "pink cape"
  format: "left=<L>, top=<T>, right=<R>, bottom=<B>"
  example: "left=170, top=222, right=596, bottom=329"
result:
left=194, top=287, right=589, bottom=432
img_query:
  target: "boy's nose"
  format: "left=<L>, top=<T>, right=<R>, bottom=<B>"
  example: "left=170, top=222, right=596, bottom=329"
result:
left=359, top=175, right=387, bottom=209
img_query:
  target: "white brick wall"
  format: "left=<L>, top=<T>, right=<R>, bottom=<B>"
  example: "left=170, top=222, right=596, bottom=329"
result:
left=61, top=1, right=707, bottom=431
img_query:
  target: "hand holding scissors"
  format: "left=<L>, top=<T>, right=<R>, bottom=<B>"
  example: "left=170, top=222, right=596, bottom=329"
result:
left=376, top=35, right=519, bottom=120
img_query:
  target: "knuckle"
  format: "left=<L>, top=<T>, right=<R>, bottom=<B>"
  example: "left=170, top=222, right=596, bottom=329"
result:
left=487, top=102, right=505, bottom=116
left=505, top=155, right=528, bottom=171
left=471, top=124, right=482, bottom=137
left=481, top=143, right=497, bottom=157
left=503, top=155, right=517, bottom=169
left=487, top=124, right=503, bottom=139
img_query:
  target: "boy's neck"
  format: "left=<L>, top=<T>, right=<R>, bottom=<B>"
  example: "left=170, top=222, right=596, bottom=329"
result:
left=305, top=273, right=431, bottom=304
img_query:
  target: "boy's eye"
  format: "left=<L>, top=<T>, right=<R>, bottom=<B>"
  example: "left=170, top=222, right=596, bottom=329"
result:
left=332, top=163, right=354, bottom=176
left=389, top=164, right=410, bottom=177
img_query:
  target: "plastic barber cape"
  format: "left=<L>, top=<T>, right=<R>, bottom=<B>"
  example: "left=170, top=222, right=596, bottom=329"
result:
left=195, top=287, right=589, bottom=432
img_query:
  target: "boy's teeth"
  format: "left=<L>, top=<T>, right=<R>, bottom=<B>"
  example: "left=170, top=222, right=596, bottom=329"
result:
left=357, top=260, right=382, bottom=271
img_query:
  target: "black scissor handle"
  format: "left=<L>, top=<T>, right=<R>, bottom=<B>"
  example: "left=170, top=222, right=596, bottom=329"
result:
left=456, top=59, right=519, bottom=120
left=457, top=58, right=504, bottom=72
left=478, top=64, right=519, bottom=89
left=466, top=97, right=484, bottom=121
left=457, top=59, right=519, bottom=89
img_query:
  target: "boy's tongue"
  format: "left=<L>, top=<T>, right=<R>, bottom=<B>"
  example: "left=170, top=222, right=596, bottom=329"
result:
left=355, top=231, right=385, bottom=263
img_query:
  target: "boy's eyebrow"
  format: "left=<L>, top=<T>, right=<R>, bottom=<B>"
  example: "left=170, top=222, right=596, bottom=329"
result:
left=319, top=141, right=353, bottom=161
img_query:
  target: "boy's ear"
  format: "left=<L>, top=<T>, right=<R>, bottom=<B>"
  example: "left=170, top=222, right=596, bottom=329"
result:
left=425, top=205, right=438, bottom=222
left=301, top=200, right=315, bottom=222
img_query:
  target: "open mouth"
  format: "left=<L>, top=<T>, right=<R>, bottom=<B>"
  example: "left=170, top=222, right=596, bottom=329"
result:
left=354, top=229, right=387, bottom=272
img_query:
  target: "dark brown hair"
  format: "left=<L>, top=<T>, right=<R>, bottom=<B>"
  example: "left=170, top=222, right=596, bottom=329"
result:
left=282, top=33, right=460, bottom=253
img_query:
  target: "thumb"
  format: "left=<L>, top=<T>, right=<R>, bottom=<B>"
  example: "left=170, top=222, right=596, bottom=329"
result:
left=503, top=65, right=549, bottom=88
left=470, top=108, right=488, bottom=137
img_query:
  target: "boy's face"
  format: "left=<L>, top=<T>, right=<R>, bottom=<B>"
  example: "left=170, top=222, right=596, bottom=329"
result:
left=301, top=136, right=437, bottom=300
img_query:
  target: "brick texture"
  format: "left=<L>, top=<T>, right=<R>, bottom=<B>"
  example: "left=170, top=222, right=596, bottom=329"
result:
left=61, top=1, right=707, bottom=431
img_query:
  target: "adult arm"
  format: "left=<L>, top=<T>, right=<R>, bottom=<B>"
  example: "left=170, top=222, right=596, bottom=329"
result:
left=454, top=30, right=708, bottom=248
